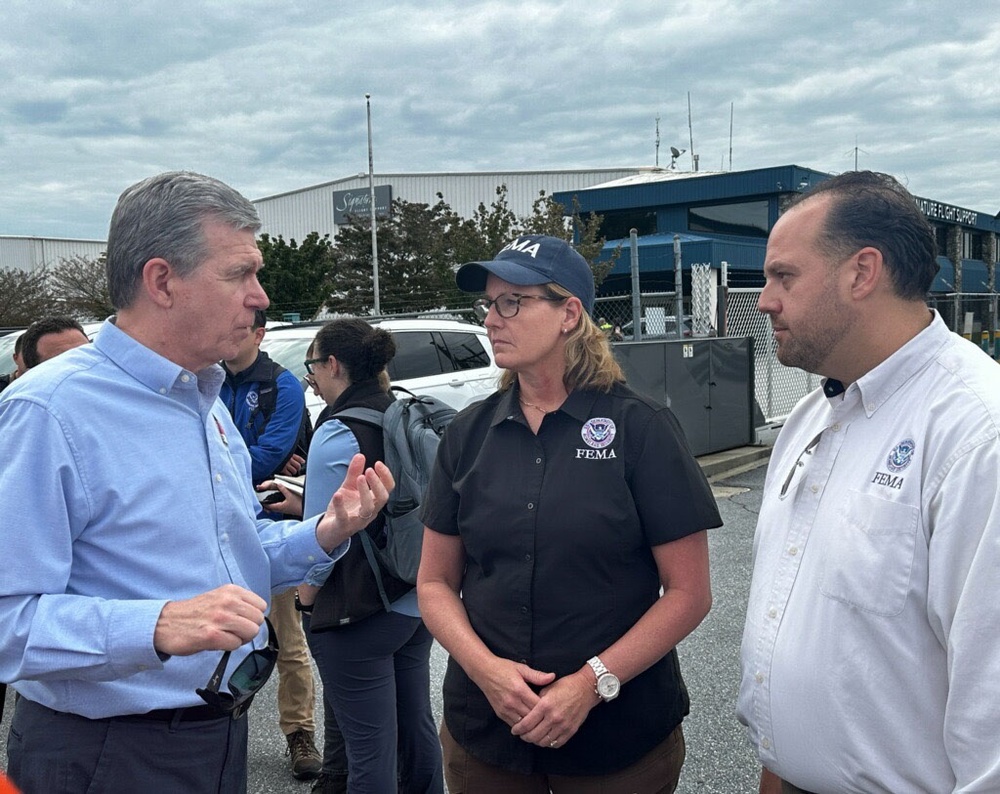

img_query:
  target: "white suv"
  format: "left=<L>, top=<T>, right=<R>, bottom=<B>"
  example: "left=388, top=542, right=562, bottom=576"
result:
left=260, top=317, right=501, bottom=423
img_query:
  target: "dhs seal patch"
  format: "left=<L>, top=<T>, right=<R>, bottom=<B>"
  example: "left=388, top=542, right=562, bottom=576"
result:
left=886, top=438, right=915, bottom=473
left=581, top=418, right=616, bottom=449
left=246, top=390, right=260, bottom=411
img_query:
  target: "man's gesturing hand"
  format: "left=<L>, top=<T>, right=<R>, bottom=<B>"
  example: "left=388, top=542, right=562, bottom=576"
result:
left=315, top=453, right=395, bottom=552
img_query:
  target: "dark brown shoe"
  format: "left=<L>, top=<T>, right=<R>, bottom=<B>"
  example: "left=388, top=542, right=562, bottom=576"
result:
left=286, top=729, right=322, bottom=781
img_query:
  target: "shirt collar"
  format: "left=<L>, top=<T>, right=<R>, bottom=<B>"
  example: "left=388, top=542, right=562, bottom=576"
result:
left=93, top=319, right=226, bottom=401
left=823, top=309, right=950, bottom=417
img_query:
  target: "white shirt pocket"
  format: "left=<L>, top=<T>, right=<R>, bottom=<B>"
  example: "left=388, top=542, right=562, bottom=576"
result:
left=819, top=491, right=919, bottom=617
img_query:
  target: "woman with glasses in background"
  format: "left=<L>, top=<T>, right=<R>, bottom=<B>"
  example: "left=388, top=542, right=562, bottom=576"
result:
left=418, top=235, right=722, bottom=793
left=264, top=320, right=443, bottom=794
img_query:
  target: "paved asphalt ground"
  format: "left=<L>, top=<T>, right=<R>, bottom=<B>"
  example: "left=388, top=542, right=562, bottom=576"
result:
left=1, top=459, right=770, bottom=793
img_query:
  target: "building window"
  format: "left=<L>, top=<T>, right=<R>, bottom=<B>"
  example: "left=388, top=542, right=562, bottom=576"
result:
left=962, top=230, right=984, bottom=261
left=933, top=224, right=948, bottom=256
left=596, top=210, right=657, bottom=240
left=688, top=200, right=769, bottom=238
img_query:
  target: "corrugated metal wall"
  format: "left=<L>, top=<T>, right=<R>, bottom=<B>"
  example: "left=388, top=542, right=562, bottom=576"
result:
left=254, top=169, right=644, bottom=243
left=0, top=237, right=106, bottom=273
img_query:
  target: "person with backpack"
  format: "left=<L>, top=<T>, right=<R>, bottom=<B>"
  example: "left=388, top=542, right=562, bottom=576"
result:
left=220, top=309, right=322, bottom=781
left=263, top=319, right=443, bottom=794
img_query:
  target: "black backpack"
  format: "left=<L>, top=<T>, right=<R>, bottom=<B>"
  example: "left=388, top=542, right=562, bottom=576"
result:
left=255, top=359, right=314, bottom=470
left=334, top=387, right=456, bottom=607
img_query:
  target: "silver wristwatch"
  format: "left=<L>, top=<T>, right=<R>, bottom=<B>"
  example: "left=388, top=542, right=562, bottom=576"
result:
left=587, top=655, right=620, bottom=702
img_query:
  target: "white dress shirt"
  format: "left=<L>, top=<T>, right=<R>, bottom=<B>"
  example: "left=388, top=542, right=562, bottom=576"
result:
left=738, top=311, right=1000, bottom=793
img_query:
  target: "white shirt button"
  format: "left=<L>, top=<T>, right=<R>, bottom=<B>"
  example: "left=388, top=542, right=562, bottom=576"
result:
left=527, top=502, right=534, bottom=510
left=831, top=423, right=841, bottom=432
left=788, top=546, right=798, bottom=556
left=761, top=737, right=771, bottom=750
left=810, top=484, right=819, bottom=493
left=159, top=387, right=167, bottom=395
left=536, top=458, right=542, bottom=464
left=308, top=555, right=316, bottom=562
left=768, top=608, right=777, bottom=619
left=755, top=672, right=764, bottom=683
left=215, top=473, right=223, bottom=482
left=221, top=533, right=229, bottom=543
left=181, top=374, right=191, bottom=383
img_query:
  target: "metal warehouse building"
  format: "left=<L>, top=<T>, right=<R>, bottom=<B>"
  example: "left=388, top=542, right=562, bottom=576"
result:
left=252, top=168, right=648, bottom=242
left=0, top=236, right=106, bottom=274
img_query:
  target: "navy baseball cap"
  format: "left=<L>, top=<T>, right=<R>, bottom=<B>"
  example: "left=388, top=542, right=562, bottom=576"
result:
left=456, top=235, right=596, bottom=315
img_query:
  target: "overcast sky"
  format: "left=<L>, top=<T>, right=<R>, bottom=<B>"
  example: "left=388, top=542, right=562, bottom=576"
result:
left=2, top=0, right=997, bottom=241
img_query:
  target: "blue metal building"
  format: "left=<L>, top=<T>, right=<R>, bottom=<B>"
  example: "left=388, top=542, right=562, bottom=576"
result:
left=554, top=164, right=999, bottom=295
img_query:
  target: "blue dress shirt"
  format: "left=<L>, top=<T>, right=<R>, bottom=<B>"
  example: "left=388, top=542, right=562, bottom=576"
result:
left=0, top=320, right=347, bottom=718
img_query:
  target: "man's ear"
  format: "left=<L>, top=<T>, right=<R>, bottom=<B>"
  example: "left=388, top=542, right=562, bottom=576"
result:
left=850, top=247, right=883, bottom=300
left=141, top=258, right=177, bottom=308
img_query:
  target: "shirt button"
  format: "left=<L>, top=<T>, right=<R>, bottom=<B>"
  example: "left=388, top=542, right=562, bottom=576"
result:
left=308, top=555, right=316, bottom=562
left=788, top=546, right=798, bottom=556
left=524, top=553, right=532, bottom=562
left=215, top=473, right=223, bottom=482
left=755, top=672, right=764, bottom=684
left=831, top=423, right=841, bottom=432
left=810, top=484, right=819, bottom=493
left=768, top=608, right=777, bottom=619
left=221, top=533, right=229, bottom=543
left=520, top=606, right=528, bottom=614
left=527, top=502, right=534, bottom=510
left=761, top=737, right=771, bottom=750
left=181, top=374, right=191, bottom=383
left=535, top=458, right=542, bottom=464
left=159, top=387, right=167, bottom=395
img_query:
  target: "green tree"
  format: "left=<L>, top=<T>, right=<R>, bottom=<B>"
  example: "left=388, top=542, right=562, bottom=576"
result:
left=0, top=266, right=57, bottom=326
left=328, top=199, right=465, bottom=315
left=49, top=254, right=114, bottom=321
left=257, top=232, right=337, bottom=321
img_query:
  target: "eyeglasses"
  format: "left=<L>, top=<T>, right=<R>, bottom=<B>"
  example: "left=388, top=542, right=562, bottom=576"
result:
left=473, top=293, right=566, bottom=321
left=779, top=429, right=825, bottom=499
left=303, top=356, right=327, bottom=375
left=196, top=618, right=279, bottom=719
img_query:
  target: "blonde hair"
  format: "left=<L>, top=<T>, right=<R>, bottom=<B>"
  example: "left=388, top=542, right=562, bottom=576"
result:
left=499, top=283, right=624, bottom=393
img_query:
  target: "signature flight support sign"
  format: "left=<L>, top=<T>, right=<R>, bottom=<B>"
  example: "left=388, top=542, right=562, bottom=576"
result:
left=333, top=185, right=393, bottom=226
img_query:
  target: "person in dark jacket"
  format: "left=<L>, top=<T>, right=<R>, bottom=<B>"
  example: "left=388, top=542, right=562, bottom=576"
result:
left=265, top=319, right=443, bottom=794
left=220, top=309, right=322, bottom=781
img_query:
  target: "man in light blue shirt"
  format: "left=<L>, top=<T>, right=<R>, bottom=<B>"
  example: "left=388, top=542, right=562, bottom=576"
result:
left=0, top=171, right=393, bottom=794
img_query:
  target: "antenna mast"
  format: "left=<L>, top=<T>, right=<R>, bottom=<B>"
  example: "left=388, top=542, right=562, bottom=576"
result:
left=655, top=115, right=661, bottom=167
left=687, top=91, right=698, bottom=171
left=729, top=101, right=734, bottom=171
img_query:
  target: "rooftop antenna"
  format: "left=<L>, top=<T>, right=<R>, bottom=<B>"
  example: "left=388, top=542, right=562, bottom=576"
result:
left=845, top=136, right=869, bottom=170
left=729, top=101, right=734, bottom=171
left=655, top=115, right=661, bottom=167
left=669, top=146, right=686, bottom=169
left=687, top=91, right=698, bottom=171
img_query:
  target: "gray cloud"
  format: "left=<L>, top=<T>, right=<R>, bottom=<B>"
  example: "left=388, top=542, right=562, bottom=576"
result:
left=1, top=0, right=997, bottom=239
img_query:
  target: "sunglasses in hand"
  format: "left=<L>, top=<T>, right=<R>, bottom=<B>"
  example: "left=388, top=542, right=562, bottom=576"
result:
left=196, top=618, right=279, bottom=719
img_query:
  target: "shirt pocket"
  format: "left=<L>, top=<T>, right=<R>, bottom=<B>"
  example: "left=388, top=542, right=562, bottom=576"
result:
left=819, top=491, right=919, bottom=617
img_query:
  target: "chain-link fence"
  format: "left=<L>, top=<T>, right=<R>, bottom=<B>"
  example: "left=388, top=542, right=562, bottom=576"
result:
left=928, top=293, right=998, bottom=354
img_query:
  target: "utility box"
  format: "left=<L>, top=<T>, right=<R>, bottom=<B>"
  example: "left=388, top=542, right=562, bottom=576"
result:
left=613, top=336, right=754, bottom=456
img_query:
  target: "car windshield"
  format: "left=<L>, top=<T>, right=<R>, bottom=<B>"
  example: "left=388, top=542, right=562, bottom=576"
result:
left=0, top=331, right=24, bottom=375
left=260, top=335, right=313, bottom=380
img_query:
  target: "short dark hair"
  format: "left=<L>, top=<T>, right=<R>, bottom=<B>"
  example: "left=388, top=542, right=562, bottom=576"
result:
left=21, top=316, right=87, bottom=369
left=313, top=319, right=395, bottom=385
left=791, top=171, right=938, bottom=300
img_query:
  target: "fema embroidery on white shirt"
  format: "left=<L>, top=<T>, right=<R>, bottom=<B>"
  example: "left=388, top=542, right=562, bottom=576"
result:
left=576, top=418, right=617, bottom=459
left=871, top=438, right=915, bottom=489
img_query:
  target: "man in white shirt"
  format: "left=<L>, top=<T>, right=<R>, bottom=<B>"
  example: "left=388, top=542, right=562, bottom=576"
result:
left=737, top=171, right=1000, bottom=793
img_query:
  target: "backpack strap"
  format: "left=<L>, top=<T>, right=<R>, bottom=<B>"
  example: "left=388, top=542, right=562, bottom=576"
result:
left=332, top=404, right=396, bottom=612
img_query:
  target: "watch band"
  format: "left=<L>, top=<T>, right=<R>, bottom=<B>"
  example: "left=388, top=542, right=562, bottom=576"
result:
left=587, top=655, right=610, bottom=679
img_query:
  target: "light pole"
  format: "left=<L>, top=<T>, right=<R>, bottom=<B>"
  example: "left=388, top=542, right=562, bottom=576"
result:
left=365, top=93, right=380, bottom=315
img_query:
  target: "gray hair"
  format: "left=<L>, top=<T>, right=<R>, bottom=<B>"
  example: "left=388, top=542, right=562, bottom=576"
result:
left=106, top=171, right=261, bottom=309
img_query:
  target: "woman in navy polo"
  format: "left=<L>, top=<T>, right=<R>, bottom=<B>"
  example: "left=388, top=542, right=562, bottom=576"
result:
left=419, top=235, right=722, bottom=793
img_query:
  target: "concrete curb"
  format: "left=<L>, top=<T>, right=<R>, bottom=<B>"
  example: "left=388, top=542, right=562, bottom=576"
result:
left=697, top=445, right=772, bottom=479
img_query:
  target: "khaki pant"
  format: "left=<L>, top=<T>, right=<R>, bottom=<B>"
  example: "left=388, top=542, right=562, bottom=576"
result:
left=271, top=588, right=315, bottom=735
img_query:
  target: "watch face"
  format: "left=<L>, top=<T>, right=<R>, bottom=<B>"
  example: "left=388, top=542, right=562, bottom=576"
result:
left=597, top=674, right=620, bottom=699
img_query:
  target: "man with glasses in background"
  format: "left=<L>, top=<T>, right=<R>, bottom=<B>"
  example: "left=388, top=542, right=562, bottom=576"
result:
left=0, top=171, right=393, bottom=794
left=737, top=171, right=1000, bottom=793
